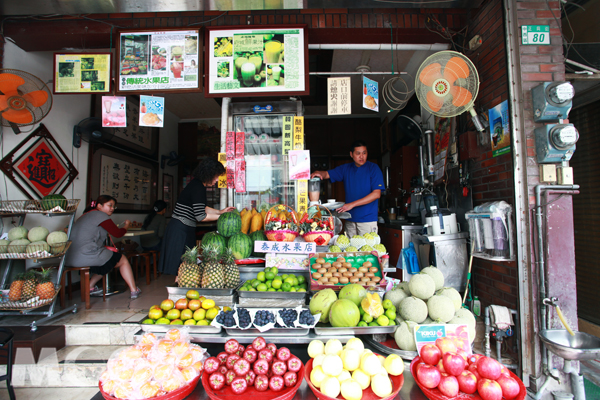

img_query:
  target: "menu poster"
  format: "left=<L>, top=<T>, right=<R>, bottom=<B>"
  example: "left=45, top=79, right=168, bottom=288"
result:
left=139, top=95, right=165, bottom=128
left=205, top=25, right=308, bottom=97
left=118, top=29, right=200, bottom=93
left=363, top=76, right=379, bottom=112
left=101, top=96, right=127, bottom=128
left=54, top=53, right=112, bottom=94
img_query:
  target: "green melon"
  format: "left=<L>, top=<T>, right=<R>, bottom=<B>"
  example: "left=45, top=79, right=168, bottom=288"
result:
left=202, top=231, right=228, bottom=256
left=47, top=231, right=68, bottom=253
left=8, top=239, right=30, bottom=253
left=249, top=230, right=267, bottom=257
left=26, top=241, right=50, bottom=254
left=28, top=226, right=49, bottom=242
left=227, top=232, right=252, bottom=260
left=329, top=299, right=361, bottom=327
left=8, top=226, right=28, bottom=241
left=217, top=211, right=242, bottom=238
left=42, top=194, right=67, bottom=210
left=0, top=239, right=9, bottom=253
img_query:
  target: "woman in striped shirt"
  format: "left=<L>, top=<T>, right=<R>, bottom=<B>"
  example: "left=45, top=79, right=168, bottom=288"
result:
left=158, top=158, right=234, bottom=276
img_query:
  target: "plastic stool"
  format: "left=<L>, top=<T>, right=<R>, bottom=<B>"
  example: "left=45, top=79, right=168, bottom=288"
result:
left=0, top=328, right=15, bottom=400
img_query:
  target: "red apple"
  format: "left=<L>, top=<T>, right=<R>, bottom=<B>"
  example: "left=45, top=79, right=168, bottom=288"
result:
left=468, top=363, right=482, bottom=380
left=456, top=348, right=469, bottom=362
left=457, top=370, right=478, bottom=394
left=496, top=375, right=521, bottom=399
left=420, top=344, right=442, bottom=366
left=225, top=339, right=240, bottom=354
left=243, top=348, right=257, bottom=364
left=253, top=359, right=270, bottom=375
left=252, top=337, right=266, bottom=352
left=437, top=359, right=446, bottom=373
left=415, top=361, right=428, bottom=375
left=272, top=360, right=287, bottom=376
left=233, top=358, right=250, bottom=376
left=276, top=347, right=291, bottom=361
left=500, top=365, right=511, bottom=378
left=435, top=337, right=458, bottom=355
left=416, top=364, right=441, bottom=389
left=442, top=352, right=466, bottom=376
left=258, top=348, right=273, bottom=362
left=254, top=374, right=269, bottom=392
left=175, top=298, right=188, bottom=310
left=468, top=353, right=483, bottom=365
left=477, top=378, right=503, bottom=400
left=438, top=373, right=459, bottom=397
left=477, top=357, right=502, bottom=380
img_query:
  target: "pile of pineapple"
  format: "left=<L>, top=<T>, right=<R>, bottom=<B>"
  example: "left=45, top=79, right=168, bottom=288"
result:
left=329, top=233, right=387, bottom=256
left=8, top=268, right=56, bottom=303
left=176, top=244, right=240, bottom=290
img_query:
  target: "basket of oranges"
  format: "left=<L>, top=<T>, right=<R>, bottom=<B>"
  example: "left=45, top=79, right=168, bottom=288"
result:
left=264, top=204, right=299, bottom=242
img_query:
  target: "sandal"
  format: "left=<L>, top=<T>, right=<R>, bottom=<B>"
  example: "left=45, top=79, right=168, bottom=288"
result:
left=130, top=287, right=142, bottom=299
left=89, top=286, right=103, bottom=295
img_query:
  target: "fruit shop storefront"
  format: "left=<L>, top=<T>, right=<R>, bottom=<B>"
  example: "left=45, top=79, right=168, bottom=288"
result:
left=0, top=0, right=589, bottom=399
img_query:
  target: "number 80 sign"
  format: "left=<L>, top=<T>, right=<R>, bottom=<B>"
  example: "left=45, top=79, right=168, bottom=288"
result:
left=522, top=25, right=550, bottom=45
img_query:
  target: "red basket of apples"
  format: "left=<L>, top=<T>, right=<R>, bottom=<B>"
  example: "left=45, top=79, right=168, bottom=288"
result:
left=411, top=338, right=526, bottom=400
left=202, top=337, right=304, bottom=400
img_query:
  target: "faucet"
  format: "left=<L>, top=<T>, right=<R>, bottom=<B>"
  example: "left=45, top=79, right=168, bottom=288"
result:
left=543, top=297, right=558, bottom=307
left=543, top=297, right=575, bottom=336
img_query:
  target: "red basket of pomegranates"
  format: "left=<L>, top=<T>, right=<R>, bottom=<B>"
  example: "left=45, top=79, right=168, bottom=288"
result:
left=410, top=353, right=526, bottom=400
left=202, top=337, right=304, bottom=400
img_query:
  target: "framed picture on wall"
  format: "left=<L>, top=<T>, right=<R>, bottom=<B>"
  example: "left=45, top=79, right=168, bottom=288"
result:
left=162, top=173, right=174, bottom=218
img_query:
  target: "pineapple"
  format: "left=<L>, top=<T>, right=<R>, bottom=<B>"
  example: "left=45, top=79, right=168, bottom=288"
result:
left=35, top=267, right=55, bottom=300
left=222, top=248, right=240, bottom=289
left=177, top=246, right=201, bottom=288
left=8, top=273, right=25, bottom=301
left=21, top=271, right=37, bottom=301
left=201, top=244, right=224, bottom=289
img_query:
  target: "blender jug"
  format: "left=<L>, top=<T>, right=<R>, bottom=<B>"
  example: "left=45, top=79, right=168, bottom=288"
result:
left=308, top=178, right=321, bottom=205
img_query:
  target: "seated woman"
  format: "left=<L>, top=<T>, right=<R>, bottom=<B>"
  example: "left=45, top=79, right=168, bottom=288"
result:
left=65, top=195, right=142, bottom=299
left=140, top=200, right=167, bottom=251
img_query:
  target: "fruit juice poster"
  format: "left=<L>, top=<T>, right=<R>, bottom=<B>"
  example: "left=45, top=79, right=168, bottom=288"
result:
left=139, top=95, right=164, bottom=127
left=414, top=324, right=471, bottom=355
left=362, top=76, right=379, bottom=112
left=488, top=100, right=511, bottom=157
left=101, top=96, right=127, bottom=128
left=288, top=150, right=310, bottom=180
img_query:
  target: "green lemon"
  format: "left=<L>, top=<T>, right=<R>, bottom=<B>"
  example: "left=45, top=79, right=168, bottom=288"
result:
left=385, top=309, right=396, bottom=321
left=297, top=288, right=306, bottom=292
left=282, top=282, right=292, bottom=292
left=265, top=271, right=275, bottom=280
left=362, top=313, right=373, bottom=323
left=377, top=315, right=390, bottom=326
left=268, top=288, right=276, bottom=292
left=281, top=274, right=289, bottom=280
left=290, top=287, right=297, bottom=292
left=359, top=307, right=365, bottom=316
left=249, top=288, right=256, bottom=291
left=270, top=267, right=279, bottom=275
left=272, top=279, right=282, bottom=289
left=297, top=275, right=306, bottom=284
left=382, top=299, right=394, bottom=309
left=291, top=278, right=299, bottom=287
left=266, top=280, right=272, bottom=288
left=358, top=321, right=368, bottom=327
left=284, top=277, right=295, bottom=285
left=251, top=280, right=261, bottom=288
left=257, top=283, right=268, bottom=292
left=368, top=321, right=379, bottom=326
left=257, top=271, right=266, bottom=282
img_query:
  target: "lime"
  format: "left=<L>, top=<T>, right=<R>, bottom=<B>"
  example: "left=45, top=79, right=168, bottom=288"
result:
left=265, top=271, right=275, bottom=280
left=270, top=267, right=278, bottom=274
left=156, top=317, right=170, bottom=325
left=284, top=277, right=295, bottom=285
left=282, top=282, right=292, bottom=292
left=290, top=288, right=297, bottom=292
left=376, top=315, right=390, bottom=326
left=266, top=280, right=272, bottom=288
left=170, top=319, right=183, bottom=325
left=272, top=279, right=282, bottom=289
left=362, top=313, right=373, bottom=323
left=358, top=321, right=368, bottom=327
left=257, top=283, right=268, bottom=292
left=368, top=321, right=379, bottom=327
left=268, top=288, right=276, bottom=292
left=382, top=299, right=394, bottom=309
left=385, top=309, right=396, bottom=321
left=282, top=274, right=289, bottom=280
left=249, top=288, right=256, bottom=291
left=257, top=272, right=266, bottom=282
left=142, top=318, right=154, bottom=324
left=251, top=280, right=261, bottom=288
left=297, top=275, right=306, bottom=284
left=291, top=277, right=299, bottom=287
left=297, top=288, right=306, bottom=292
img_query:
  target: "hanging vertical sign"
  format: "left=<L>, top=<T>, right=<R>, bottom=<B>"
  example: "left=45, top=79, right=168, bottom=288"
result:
left=282, top=115, right=293, bottom=155
left=297, top=179, right=308, bottom=215
left=293, top=116, right=304, bottom=150
left=327, top=77, right=351, bottom=115
left=139, top=95, right=165, bottom=127
left=217, top=152, right=227, bottom=188
left=362, top=76, right=379, bottom=112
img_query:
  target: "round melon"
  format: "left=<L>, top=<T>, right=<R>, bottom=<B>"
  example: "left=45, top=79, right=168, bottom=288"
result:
left=217, top=212, right=242, bottom=238
left=47, top=231, right=68, bottom=245
left=338, top=283, right=367, bottom=307
left=227, top=232, right=252, bottom=260
left=7, top=239, right=30, bottom=253
left=28, top=226, right=49, bottom=242
left=329, top=299, right=361, bottom=327
left=8, top=226, right=28, bottom=241
left=249, top=230, right=267, bottom=257
left=202, top=231, right=228, bottom=256
left=26, top=241, right=50, bottom=254
left=42, top=194, right=67, bottom=210
left=0, top=239, right=9, bottom=253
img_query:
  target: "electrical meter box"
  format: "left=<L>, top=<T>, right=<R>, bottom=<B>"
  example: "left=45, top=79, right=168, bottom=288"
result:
left=532, top=81, right=575, bottom=122
left=466, top=201, right=515, bottom=261
left=535, top=123, right=579, bottom=163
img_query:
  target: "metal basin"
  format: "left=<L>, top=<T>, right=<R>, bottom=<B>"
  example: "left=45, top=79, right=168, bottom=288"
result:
left=539, top=329, right=600, bottom=360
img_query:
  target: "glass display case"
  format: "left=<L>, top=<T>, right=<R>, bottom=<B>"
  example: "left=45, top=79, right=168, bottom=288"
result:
left=229, top=100, right=303, bottom=210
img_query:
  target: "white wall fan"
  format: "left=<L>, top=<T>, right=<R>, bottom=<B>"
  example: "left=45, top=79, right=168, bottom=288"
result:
left=415, top=50, right=485, bottom=131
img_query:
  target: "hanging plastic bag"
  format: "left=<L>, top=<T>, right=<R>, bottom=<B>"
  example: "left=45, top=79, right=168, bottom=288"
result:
left=401, top=242, right=421, bottom=274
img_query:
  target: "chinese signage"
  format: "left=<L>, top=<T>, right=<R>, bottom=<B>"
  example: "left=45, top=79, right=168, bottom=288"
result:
left=297, top=179, right=308, bottom=215
left=328, top=77, right=351, bottom=115
left=521, top=25, right=550, bottom=45
left=139, top=95, right=165, bottom=127
left=254, top=240, right=316, bottom=254
left=54, top=53, right=112, bottom=94
left=414, top=324, right=471, bottom=355
left=206, top=26, right=308, bottom=96
left=100, top=155, right=152, bottom=206
left=488, top=100, right=511, bottom=157
left=362, top=76, right=379, bottom=112
left=118, top=29, right=200, bottom=92
left=217, top=152, right=227, bottom=189
left=282, top=115, right=294, bottom=155
left=293, top=117, right=304, bottom=150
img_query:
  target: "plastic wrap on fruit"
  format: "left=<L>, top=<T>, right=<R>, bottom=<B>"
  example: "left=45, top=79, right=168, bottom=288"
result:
left=361, top=292, right=384, bottom=318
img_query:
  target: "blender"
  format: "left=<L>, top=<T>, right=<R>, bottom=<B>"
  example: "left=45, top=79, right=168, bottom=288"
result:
left=308, top=177, right=321, bottom=206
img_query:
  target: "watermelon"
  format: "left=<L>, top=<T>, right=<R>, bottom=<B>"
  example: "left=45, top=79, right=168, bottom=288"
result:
left=217, top=211, right=242, bottom=238
left=202, top=231, right=228, bottom=256
left=42, top=194, right=67, bottom=210
left=249, top=230, right=267, bottom=257
left=227, top=232, right=252, bottom=260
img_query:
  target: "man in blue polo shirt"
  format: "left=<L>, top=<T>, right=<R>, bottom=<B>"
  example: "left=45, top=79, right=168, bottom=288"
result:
left=310, top=140, right=384, bottom=236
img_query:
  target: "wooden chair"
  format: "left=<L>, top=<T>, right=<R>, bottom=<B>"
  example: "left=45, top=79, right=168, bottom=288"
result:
left=148, top=250, right=161, bottom=280
left=127, top=252, right=152, bottom=285
left=60, top=266, right=91, bottom=309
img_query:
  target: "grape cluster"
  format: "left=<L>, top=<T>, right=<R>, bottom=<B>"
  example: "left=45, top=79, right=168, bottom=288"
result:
left=299, top=309, right=315, bottom=325
left=254, top=310, right=275, bottom=327
left=216, top=309, right=236, bottom=327
left=279, top=308, right=298, bottom=327
left=237, top=307, right=251, bottom=328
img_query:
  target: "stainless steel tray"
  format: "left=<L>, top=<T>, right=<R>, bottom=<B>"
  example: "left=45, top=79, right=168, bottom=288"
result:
left=140, top=321, right=222, bottom=334
left=313, top=324, right=396, bottom=336
left=363, top=336, right=418, bottom=360
left=166, top=283, right=241, bottom=296
left=238, top=289, right=307, bottom=299
left=225, top=327, right=309, bottom=336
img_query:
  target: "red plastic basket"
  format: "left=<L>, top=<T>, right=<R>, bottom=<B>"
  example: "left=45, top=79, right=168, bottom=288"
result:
left=99, top=374, right=201, bottom=400
left=304, top=357, right=404, bottom=400
left=409, top=356, right=527, bottom=400
left=203, top=361, right=304, bottom=400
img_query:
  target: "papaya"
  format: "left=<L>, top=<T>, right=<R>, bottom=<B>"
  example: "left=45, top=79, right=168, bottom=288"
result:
left=250, top=213, right=263, bottom=233
left=241, top=210, right=253, bottom=234
left=260, top=209, right=267, bottom=220
left=278, top=212, right=287, bottom=221
left=240, top=208, right=247, bottom=218
left=251, top=208, right=258, bottom=216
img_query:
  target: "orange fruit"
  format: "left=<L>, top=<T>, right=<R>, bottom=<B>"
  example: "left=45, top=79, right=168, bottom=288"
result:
left=157, top=339, right=174, bottom=354
left=165, top=328, right=181, bottom=341
left=131, top=367, right=152, bottom=385
left=191, top=361, right=204, bottom=373
left=181, top=366, right=199, bottom=382
left=102, top=379, right=116, bottom=395
left=177, top=352, right=194, bottom=369
left=113, top=382, right=133, bottom=399
left=140, top=332, right=157, bottom=345
left=135, top=343, right=152, bottom=357
left=153, top=363, right=174, bottom=381
left=139, top=381, right=161, bottom=398
left=161, top=374, right=184, bottom=392
left=117, top=366, right=134, bottom=381
left=172, top=341, right=190, bottom=355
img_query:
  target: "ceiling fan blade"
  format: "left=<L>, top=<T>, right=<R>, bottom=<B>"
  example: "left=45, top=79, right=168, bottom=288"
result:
left=450, top=85, right=473, bottom=107
left=426, top=90, right=444, bottom=113
left=443, top=56, right=470, bottom=84
left=1, top=108, right=33, bottom=124
left=23, top=90, right=49, bottom=108
left=419, top=62, right=442, bottom=87
left=0, top=73, right=25, bottom=95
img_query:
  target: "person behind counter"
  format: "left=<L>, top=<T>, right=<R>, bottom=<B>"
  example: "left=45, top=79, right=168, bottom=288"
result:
left=158, top=158, right=235, bottom=276
left=65, top=195, right=142, bottom=299
left=310, top=140, right=384, bottom=236
left=140, top=200, right=167, bottom=251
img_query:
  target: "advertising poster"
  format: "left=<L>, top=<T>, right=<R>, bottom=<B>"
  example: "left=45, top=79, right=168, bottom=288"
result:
left=488, top=100, right=511, bottom=157
left=118, top=30, right=199, bottom=92
left=139, top=95, right=165, bottom=127
left=206, top=26, right=307, bottom=96
left=433, top=116, right=453, bottom=181
left=362, top=76, right=379, bottom=112
left=414, top=324, right=472, bottom=355
left=54, top=53, right=112, bottom=93
left=101, top=96, right=127, bottom=128
left=289, top=150, right=310, bottom=180
left=328, top=77, right=351, bottom=115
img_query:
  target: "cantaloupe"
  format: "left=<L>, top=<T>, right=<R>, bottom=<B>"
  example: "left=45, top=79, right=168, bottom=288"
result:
left=47, top=231, right=68, bottom=253
left=7, top=239, right=30, bottom=253
left=28, top=226, right=49, bottom=242
left=0, top=239, right=9, bottom=253
left=26, top=241, right=50, bottom=254
left=8, top=226, right=28, bottom=241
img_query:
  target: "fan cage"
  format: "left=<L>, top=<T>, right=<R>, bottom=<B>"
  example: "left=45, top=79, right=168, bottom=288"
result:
left=0, top=69, right=53, bottom=127
left=415, top=50, right=480, bottom=118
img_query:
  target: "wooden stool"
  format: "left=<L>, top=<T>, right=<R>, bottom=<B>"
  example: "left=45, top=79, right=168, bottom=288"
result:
left=128, top=252, right=152, bottom=285
left=60, top=267, right=91, bottom=309
left=148, top=250, right=161, bottom=280
left=122, top=250, right=140, bottom=281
